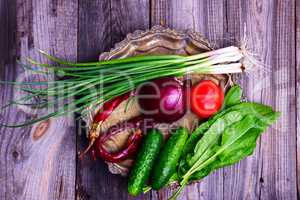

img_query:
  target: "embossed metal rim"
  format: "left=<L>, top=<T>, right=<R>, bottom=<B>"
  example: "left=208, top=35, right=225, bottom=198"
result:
left=99, top=25, right=213, bottom=60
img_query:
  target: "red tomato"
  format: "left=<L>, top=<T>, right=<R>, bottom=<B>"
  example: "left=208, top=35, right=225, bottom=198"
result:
left=190, top=80, right=224, bottom=118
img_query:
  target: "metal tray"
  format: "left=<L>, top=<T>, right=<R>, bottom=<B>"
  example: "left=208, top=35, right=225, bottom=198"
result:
left=83, top=25, right=232, bottom=176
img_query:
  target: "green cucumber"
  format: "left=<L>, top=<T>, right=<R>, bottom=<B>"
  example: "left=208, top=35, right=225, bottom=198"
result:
left=128, top=129, right=163, bottom=196
left=151, top=127, right=189, bottom=190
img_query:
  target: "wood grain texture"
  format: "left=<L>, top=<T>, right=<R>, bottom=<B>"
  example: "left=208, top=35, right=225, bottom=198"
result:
left=76, top=1, right=150, bottom=199
left=0, top=0, right=77, bottom=199
left=151, top=0, right=298, bottom=200
left=224, top=1, right=297, bottom=200
left=296, top=0, right=300, bottom=196
left=77, top=2, right=112, bottom=199
left=222, top=1, right=268, bottom=199
left=151, top=1, right=226, bottom=199
left=0, top=0, right=298, bottom=200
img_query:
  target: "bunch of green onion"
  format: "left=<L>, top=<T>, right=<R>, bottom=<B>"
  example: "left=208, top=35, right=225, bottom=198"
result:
left=2, top=46, right=246, bottom=127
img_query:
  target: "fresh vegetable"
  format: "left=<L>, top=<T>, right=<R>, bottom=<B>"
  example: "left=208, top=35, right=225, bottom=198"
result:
left=180, top=102, right=280, bottom=173
left=189, top=119, right=266, bottom=180
left=137, top=77, right=186, bottom=123
left=91, top=117, right=143, bottom=163
left=93, top=93, right=131, bottom=123
left=187, top=111, right=243, bottom=167
left=222, top=84, right=242, bottom=108
left=79, top=93, right=131, bottom=159
left=182, top=85, right=242, bottom=157
left=190, top=80, right=224, bottom=118
left=171, top=102, right=280, bottom=199
left=151, top=127, right=189, bottom=190
left=95, top=130, right=142, bottom=163
left=2, top=46, right=248, bottom=127
left=128, top=129, right=163, bottom=196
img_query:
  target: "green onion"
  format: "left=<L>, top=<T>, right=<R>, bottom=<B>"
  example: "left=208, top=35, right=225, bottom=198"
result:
left=2, top=46, right=248, bottom=127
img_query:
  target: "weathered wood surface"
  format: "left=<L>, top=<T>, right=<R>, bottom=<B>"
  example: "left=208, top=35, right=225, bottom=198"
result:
left=0, top=0, right=77, bottom=199
left=0, top=0, right=299, bottom=200
left=297, top=0, right=300, bottom=197
left=224, top=1, right=297, bottom=200
left=76, top=1, right=150, bottom=200
left=151, top=2, right=297, bottom=200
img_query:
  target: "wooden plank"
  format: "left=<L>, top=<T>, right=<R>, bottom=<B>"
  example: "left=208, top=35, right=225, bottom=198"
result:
left=150, top=0, right=226, bottom=199
left=224, top=0, right=297, bottom=200
left=151, top=0, right=298, bottom=200
left=0, top=2, right=18, bottom=199
left=0, top=1, right=296, bottom=199
left=0, top=0, right=77, bottom=199
left=77, top=0, right=111, bottom=62
left=111, top=0, right=150, bottom=45
left=76, top=1, right=150, bottom=199
left=296, top=0, right=300, bottom=196
left=222, top=1, right=263, bottom=199
left=76, top=1, right=112, bottom=199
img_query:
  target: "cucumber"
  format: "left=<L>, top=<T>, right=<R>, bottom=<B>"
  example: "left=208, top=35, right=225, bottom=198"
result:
left=128, top=129, right=163, bottom=196
left=151, top=127, right=189, bottom=190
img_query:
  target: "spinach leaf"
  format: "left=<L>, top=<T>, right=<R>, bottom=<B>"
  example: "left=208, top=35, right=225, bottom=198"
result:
left=178, top=102, right=279, bottom=180
left=171, top=84, right=280, bottom=200
left=181, top=102, right=277, bottom=162
left=172, top=115, right=265, bottom=200
left=186, top=113, right=254, bottom=177
left=223, top=85, right=242, bottom=108
left=190, top=111, right=243, bottom=165
left=190, top=119, right=263, bottom=180
left=175, top=110, right=279, bottom=199
left=189, top=111, right=279, bottom=181
left=182, top=86, right=242, bottom=157
left=181, top=121, right=210, bottom=157
left=179, top=110, right=243, bottom=176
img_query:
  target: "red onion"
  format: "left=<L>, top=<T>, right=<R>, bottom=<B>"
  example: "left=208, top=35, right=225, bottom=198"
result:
left=136, top=77, right=186, bottom=123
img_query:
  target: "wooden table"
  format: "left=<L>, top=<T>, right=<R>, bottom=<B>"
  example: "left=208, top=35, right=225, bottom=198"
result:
left=0, top=0, right=298, bottom=199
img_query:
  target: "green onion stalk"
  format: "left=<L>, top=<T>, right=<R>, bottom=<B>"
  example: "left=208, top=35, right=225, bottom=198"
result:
left=1, top=46, right=248, bottom=127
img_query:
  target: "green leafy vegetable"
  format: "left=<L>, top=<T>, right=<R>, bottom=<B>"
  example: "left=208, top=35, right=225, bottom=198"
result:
left=186, top=116, right=259, bottom=180
left=190, top=126, right=263, bottom=180
left=190, top=111, right=242, bottom=164
left=181, top=85, right=243, bottom=157
left=181, top=121, right=210, bottom=157
left=171, top=101, right=280, bottom=200
left=223, top=84, right=242, bottom=108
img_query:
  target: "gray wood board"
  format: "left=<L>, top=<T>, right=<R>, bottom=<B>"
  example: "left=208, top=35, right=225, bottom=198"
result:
left=0, top=0, right=77, bottom=199
left=76, top=1, right=150, bottom=200
left=296, top=0, right=300, bottom=197
left=224, top=1, right=297, bottom=199
left=0, top=0, right=298, bottom=199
